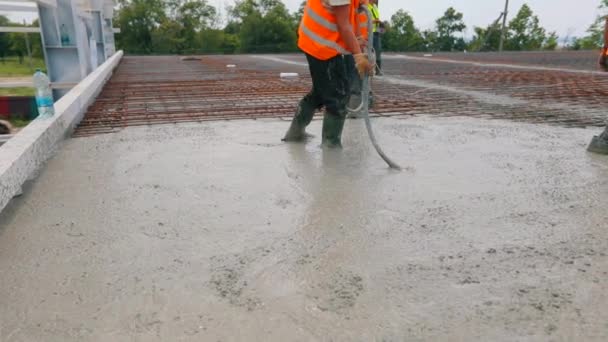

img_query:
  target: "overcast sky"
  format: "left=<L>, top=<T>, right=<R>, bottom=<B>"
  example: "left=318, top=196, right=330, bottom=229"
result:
left=368, top=0, right=602, bottom=39
left=235, top=0, right=602, bottom=39
left=3, top=0, right=604, bottom=39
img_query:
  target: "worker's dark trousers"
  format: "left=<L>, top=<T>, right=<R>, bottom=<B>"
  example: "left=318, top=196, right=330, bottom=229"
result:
left=373, top=32, right=382, bottom=72
left=344, top=54, right=374, bottom=109
left=344, top=54, right=362, bottom=95
left=293, top=53, right=350, bottom=127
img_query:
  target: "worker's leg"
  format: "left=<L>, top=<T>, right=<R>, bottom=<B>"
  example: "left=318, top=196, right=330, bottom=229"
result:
left=600, top=18, right=608, bottom=67
left=344, top=54, right=361, bottom=95
left=345, top=54, right=364, bottom=117
left=282, top=92, right=322, bottom=141
left=284, top=53, right=348, bottom=146
left=601, top=127, right=608, bottom=140
left=315, top=55, right=349, bottom=147
left=283, top=55, right=324, bottom=141
left=373, top=32, right=382, bottom=75
left=588, top=125, right=608, bottom=154
left=369, top=33, right=381, bottom=107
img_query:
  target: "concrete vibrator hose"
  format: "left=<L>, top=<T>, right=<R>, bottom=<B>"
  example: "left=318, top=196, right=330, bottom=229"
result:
left=351, top=5, right=401, bottom=170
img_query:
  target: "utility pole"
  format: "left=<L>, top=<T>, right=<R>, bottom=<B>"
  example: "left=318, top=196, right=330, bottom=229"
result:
left=499, top=0, right=509, bottom=52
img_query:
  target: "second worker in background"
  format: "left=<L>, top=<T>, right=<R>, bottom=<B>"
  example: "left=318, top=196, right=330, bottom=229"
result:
left=369, top=0, right=383, bottom=75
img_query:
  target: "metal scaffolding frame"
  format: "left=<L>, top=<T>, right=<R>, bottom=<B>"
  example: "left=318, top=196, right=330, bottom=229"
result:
left=0, top=0, right=117, bottom=99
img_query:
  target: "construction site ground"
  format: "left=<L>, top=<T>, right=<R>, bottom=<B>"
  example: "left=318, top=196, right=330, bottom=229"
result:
left=1, top=51, right=607, bottom=341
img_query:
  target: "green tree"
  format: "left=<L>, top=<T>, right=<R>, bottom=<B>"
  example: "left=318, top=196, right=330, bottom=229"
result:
left=0, top=17, right=43, bottom=62
left=29, top=19, right=43, bottom=58
left=221, top=33, right=240, bottom=53
left=543, top=32, right=558, bottom=50
left=229, top=0, right=296, bottom=53
left=224, top=21, right=240, bottom=35
left=292, top=1, right=305, bottom=29
left=573, top=0, right=608, bottom=49
left=109, top=0, right=320, bottom=54
left=151, top=20, right=184, bottom=53
left=505, top=4, right=546, bottom=51
left=115, top=0, right=167, bottom=53
left=0, top=16, right=11, bottom=61
left=421, top=29, right=438, bottom=51
left=197, top=29, right=222, bottom=53
left=468, top=26, right=498, bottom=51
left=383, top=10, right=424, bottom=52
left=174, top=0, right=217, bottom=52
left=468, top=18, right=503, bottom=52
left=434, top=7, right=466, bottom=51
left=198, top=29, right=238, bottom=53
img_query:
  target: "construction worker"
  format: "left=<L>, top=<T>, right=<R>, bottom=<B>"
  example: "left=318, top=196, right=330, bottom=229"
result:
left=369, top=0, right=382, bottom=75
left=282, top=0, right=372, bottom=147
left=600, top=17, right=608, bottom=68
left=591, top=18, right=608, bottom=154
left=588, top=126, right=608, bottom=154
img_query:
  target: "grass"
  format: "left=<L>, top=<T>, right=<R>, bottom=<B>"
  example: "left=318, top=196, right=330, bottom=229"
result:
left=0, top=57, right=46, bottom=77
left=0, top=87, right=34, bottom=96
left=9, top=118, right=31, bottom=128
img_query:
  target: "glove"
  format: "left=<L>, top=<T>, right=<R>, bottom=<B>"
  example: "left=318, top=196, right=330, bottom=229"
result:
left=357, top=36, right=368, bottom=49
left=354, top=53, right=372, bottom=77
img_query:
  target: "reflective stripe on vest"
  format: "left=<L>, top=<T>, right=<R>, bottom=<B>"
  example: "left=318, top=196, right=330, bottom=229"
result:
left=298, top=0, right=357, bottom=60
left=306, top=6, right=337, bottom=31
left=357, top=7, right=368, bottom=31
left=300, top=23, right=350, bottom=56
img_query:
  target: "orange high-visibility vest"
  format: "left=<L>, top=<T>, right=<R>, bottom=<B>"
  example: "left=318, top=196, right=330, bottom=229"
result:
left=298, top=0, right=360, bottom=60
left=357, top=2, right=370, bottom=40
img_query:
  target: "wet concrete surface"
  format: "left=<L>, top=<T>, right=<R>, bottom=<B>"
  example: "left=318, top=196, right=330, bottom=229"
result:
left=405, top=51, right=602, bottom=72
left=251, top=54, right=608, bottom=128
left=1, top=116, right=608, bottom=341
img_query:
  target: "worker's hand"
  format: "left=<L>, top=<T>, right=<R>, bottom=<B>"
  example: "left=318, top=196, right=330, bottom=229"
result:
left=357, top=36, right=368, bottom=49
left=354, top=53, right=373, bottom=77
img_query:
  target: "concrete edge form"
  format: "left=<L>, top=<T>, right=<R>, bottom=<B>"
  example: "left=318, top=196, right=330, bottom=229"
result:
left=0, top=50, right=124, bottom=213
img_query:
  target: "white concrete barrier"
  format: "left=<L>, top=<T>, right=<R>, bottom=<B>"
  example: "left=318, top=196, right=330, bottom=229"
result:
left=0, top=51, right=124, bottom=213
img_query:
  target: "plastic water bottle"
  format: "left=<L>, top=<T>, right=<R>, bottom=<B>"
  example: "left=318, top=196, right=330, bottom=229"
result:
left=33, top=69, right=55, bottom=118
left=60, top=24, right=70, bottom=46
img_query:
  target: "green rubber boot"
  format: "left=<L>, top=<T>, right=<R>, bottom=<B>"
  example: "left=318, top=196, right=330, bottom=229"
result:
left=322, top=111, right=346, bottom=148
left=588, top=127, right=608, bottom=154
left=283, top=100, right=316, bottom=142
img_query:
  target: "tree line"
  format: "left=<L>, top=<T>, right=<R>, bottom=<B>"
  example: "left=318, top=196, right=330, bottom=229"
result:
left=112, top=0, right=607, bottom=54
left=0, top=16, right=43, bottom=61
left=1, top=0, right=608, bottom=59
left=113, top=0, right=297, bottom=54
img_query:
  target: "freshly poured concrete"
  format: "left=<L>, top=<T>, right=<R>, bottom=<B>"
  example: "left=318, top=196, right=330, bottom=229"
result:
left=0, top=117, right=607, bottom=341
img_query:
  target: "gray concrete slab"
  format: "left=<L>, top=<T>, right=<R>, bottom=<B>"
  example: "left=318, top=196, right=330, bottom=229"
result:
left=0, top=51, right=123, bottom=214
left=0, top=116, right=607, bottom=341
